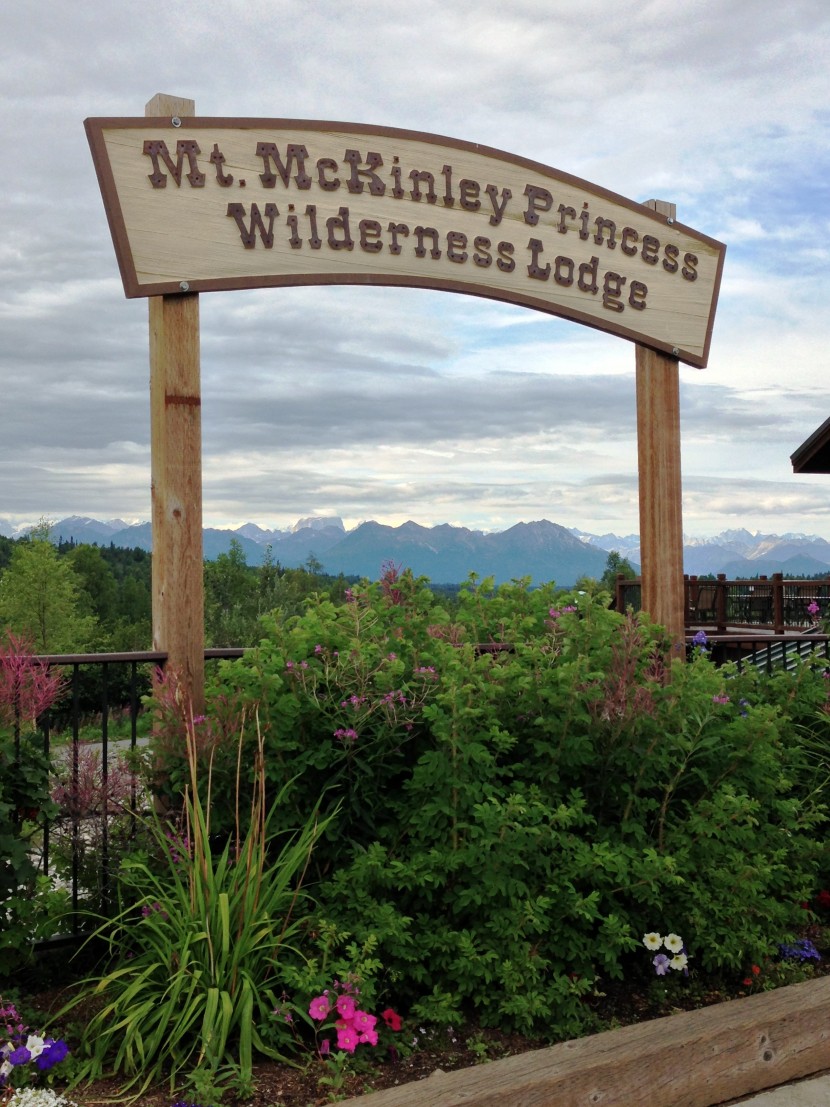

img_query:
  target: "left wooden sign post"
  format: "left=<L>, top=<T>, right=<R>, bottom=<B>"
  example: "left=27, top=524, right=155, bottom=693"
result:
left=147, top=93, right=205, bottom=715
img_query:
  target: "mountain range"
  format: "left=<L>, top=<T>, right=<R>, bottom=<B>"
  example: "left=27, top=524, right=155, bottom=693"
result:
left=3, top=515, right=830, bottom=586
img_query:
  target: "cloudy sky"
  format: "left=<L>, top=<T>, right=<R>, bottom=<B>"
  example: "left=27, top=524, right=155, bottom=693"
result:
left=2, top=0, right=829, bottom=541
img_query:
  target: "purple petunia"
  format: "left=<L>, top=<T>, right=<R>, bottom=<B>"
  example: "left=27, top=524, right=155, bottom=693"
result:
left=653, top=953, right=670, bottom=976
left=37, top=1038, right=70, bottom=1069
left=779, top=938, right=821, bottom=963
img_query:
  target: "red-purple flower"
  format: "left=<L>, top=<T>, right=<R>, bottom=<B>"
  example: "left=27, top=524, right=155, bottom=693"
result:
left=336, top=994, right=357, bottom=1021
left=308, top=994, right=331, bottom=1021
left=336, top=1025, right=359, bottom=1052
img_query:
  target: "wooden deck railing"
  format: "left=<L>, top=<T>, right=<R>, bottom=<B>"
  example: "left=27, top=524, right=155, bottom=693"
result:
left=615, top=572, right=830, bottom=635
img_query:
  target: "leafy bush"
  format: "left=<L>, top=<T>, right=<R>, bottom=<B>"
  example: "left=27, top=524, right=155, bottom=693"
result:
left=147, top=571, right=830, bottom=1039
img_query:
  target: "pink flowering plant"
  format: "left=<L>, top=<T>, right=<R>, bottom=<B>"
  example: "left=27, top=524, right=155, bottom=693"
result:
left=307, top=982, right=381, bottom=1054
left=269, top=976, right=404, bottom=1094
left=266, top=920, right=405, bottom=1078
left=48, top=742, right=144, bottom=903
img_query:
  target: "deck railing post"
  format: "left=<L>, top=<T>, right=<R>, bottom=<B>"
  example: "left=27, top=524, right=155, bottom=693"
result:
left=716, top=574, right=727, bottom=632
left=772, top=573, right=784, bottom=634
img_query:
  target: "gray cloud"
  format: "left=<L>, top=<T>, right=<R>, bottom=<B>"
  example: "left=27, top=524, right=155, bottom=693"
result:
left=2, top=0, right=829, bottom=539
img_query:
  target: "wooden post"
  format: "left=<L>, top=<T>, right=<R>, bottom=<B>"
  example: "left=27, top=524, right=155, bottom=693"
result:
left=636, top=199, right=685, bottom=654
left=147, top=93, right=204, bottom=714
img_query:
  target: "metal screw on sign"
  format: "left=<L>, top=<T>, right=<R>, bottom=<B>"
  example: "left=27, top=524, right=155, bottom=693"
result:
left=179, top=281, right=190, bottom=292
left=671, top=347, right=680, bottom=356
left=667, top=218, right=674, bottom=225
left=171, top=116, right=182, bottom=128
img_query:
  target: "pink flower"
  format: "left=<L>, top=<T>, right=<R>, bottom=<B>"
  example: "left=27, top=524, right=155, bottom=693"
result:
left=358, top=1028, right=379, bottom=1046
left=336, top=1025, right=359, bottom=1052
left=808, top=601, right=821, bottom=616
left=319, top=1038, right=330, bottom=1056
left=308, top=995, right=330, bottom=1021
left=336, top=994, right=357, bottom=1021
left=352, top=1010, right=377, bottom=1034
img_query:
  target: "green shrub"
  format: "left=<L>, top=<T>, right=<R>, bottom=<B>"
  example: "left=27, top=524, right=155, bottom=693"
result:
left=147, top=572, right=830, bottom=1039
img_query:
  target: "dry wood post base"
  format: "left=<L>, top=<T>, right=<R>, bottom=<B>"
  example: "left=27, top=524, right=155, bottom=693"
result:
left=341, top=975, right=830, bottom=1107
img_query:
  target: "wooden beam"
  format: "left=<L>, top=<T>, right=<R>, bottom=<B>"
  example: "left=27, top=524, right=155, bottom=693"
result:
left=636, top=199, right=685, bottom=652
left=147, top=93, right=204, bottom=714
left=340, top=975, right=830, bottom=1107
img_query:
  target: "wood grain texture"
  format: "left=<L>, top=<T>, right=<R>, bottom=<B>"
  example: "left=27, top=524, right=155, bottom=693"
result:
left=340, top=976, right=830, bottom=1107
left=147, top=94, right=204, bottom=713
left=636, top=343, right=685, bottom=649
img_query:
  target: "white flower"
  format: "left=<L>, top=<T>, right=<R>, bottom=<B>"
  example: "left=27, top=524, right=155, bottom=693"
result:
left=25, top=1034, right=45, bottom=1059
left=642, top=932, right=662, bottom=950
left=670, top=952, right=689, bottom=971
left=664, top=933, right=684, bottom=953
left=7, top=1091, right=79, bottom=1107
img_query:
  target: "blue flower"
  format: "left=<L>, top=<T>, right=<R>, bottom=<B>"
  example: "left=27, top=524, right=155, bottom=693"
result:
left=36, top=1038, right=69, bottom=1069
left=779, top=938, right=821, bottom=963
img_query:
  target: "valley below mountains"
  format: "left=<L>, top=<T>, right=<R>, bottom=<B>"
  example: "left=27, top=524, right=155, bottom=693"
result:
left=3, top=515, right=830, bottom=587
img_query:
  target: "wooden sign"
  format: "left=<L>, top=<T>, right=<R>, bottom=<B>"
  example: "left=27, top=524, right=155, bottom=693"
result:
left=85, top=117, right=725, bottom=367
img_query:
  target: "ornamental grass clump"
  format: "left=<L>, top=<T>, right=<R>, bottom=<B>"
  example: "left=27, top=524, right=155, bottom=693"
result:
left=64, top=699, right=331, bottom=1095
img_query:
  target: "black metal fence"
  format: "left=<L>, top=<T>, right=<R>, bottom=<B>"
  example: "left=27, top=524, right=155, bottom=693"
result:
left=22, top=649, right=244, bottom=946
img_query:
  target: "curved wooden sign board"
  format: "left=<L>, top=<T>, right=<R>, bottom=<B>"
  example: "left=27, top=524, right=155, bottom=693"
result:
left=85, top=118, right=725, bottom=368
